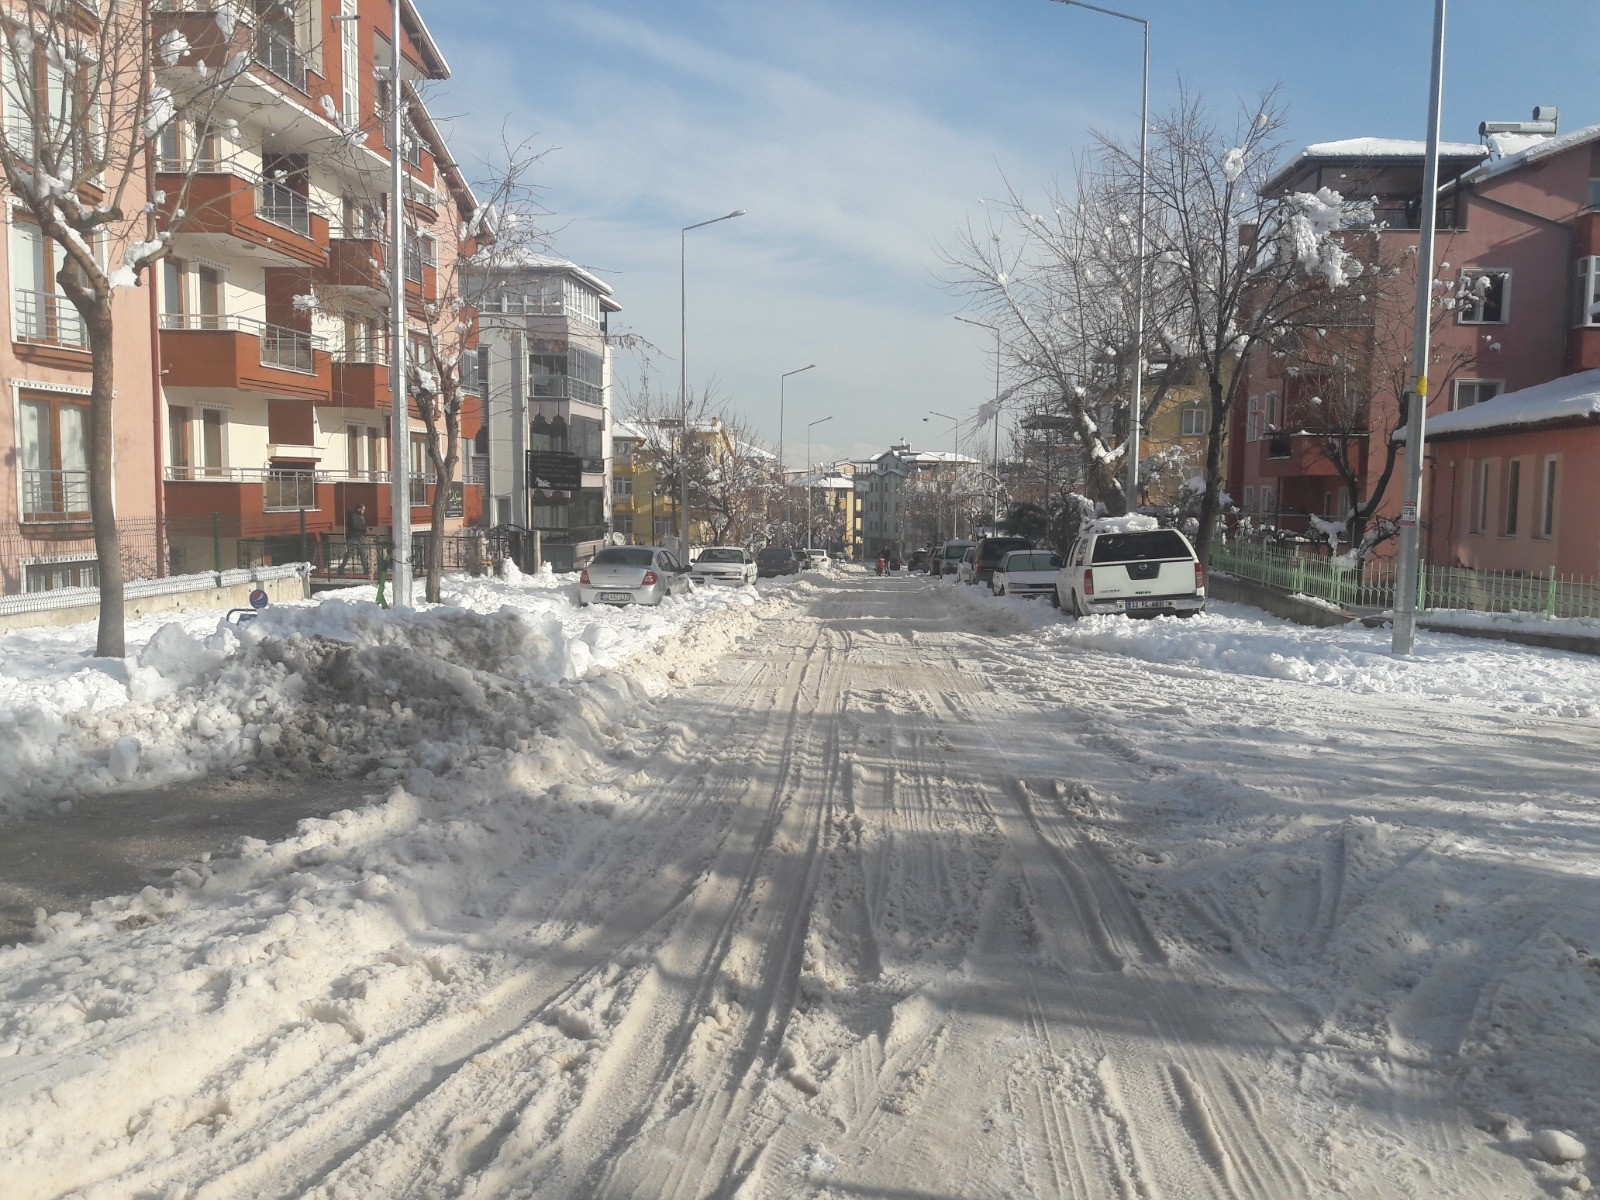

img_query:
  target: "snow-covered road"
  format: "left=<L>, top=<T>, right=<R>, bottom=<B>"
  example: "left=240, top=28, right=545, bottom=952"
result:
left=2, top=569, right=1596, bottom=1197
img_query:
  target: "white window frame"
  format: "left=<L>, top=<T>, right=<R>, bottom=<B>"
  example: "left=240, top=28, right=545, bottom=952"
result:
left=1180, top=406, right=1206, bottom=436
left=1260, top=485, right=1274, bottom=515
left=1242, top=484, right=1256, bottom=512
left=1470, top=459, right=1491, bottom=535
left=339, top=0, right=360, bottom=125
left=1247, top=394, right=1262, bottom=441
left=1458, top=268, right=1510, bottom=324
left=1452, top=379, right=1503, bottom=411
left=1574, top=256, right=1600, bottom=328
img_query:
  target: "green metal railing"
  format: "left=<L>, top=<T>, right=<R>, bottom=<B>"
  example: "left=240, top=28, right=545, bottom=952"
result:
left=1211, top=542, right=1600, bottom=619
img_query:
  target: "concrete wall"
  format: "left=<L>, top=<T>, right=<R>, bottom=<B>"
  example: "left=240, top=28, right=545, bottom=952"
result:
left=0, top=567, right=309, bottom=634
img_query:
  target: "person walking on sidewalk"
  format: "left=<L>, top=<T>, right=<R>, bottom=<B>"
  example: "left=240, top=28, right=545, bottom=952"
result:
left=341, top=503, right=370, bottom=575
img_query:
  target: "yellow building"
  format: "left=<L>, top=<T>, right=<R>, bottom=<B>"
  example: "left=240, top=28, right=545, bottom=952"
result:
left=1140, top=384, right=1224, bottom=508
left=610, top=418, right=742, bottom=546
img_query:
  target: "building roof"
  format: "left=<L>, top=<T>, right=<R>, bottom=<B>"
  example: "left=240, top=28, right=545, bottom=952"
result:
left=1425, top=369, right=1600, bottom=439
left=1461, top=122, right=1600, bottom=186
left=478, top=251, right=617, bottom=298
left=402, top=0, right=451, bottom=79
left=791, top=472, right=854, bottom=489
left=1263, top=137, right=1486, bottom=195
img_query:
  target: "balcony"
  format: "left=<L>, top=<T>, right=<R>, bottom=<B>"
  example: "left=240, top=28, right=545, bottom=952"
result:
left=164, top=464, right=396, bottom=529
left=325, top=232, right=387, bottom=296
left=156, top=167, right=329, bottom=268
left=13, top=290, right=88, bottom=352
left=159, top=313, right=331, bottom=400
left=330, top=347, right=391, bottom=411
left=21, top=468, right=90, bottom=522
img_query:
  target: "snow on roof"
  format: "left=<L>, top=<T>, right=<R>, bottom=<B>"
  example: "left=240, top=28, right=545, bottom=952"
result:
left=1265, top=137, right=1485, bottom=192
left=1462, top=122, right=1600, bottom=186
left=401, top=0, right=450, bottom=78
left=1425, top=369, right=1600, bottom=439
left=612, top=419, right=645, bottom=441
left=791, top=472, right=853, bottom=489
left=484, top=251, right=616, bottom=297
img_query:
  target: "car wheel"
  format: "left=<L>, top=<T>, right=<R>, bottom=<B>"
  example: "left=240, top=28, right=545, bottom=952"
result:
left=1071, top=590, right=1087, bottom=618
left=1049, top=589, right=1061, bottom=609
left=994, top=584, right=1004, bottom=596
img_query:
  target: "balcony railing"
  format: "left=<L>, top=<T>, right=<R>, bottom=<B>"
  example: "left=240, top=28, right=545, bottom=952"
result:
left=254, top=26, right=308, bottom=92
left=159, top=311, right=324, bottom=374
left=166, top=464, right=391, bottom=487
left=14, top=289, right=88, bottom=350
left=333, top=345, right=389, bottom=366
left=22, top=468, right=91, bottom=519
left=530, top=376, right=603, bottom=406
left=257, top=177, right=310, bottom=236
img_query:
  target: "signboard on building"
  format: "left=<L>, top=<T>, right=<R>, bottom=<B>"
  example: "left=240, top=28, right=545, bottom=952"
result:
left=446, top=481, right=464, bottom=517
left=527, top=451, right=583, bottom=491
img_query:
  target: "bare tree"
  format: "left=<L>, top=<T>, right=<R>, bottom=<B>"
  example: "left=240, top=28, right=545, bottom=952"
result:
left=621, top=372, right=730, bottom=546
left=1096, top=86, right=1372, bottom=563
left=0, top=1, right=245, bottom=655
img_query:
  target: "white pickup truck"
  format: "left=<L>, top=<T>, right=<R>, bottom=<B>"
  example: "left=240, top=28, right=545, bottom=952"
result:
left=1056, top=519, right=1205, bottom=618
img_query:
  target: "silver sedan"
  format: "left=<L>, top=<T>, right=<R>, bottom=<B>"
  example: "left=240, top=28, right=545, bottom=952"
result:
left=691, top=546, right=758, bottom=586
left=579, top=546, right=694, bottom=607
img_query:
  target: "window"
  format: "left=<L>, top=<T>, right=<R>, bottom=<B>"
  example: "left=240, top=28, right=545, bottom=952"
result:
left=1458, top=269, right=1509, bottom=324
left=1247, top=395, right=1262, bottom=441
left=1590, top=180, right=1600, bottom=210
left=1470, top=459, right=1491, bottom=534
left=169, top=405, right=192, bottom=475
left=339, top=0, right=360, bottom=124
left=1452, top=379, right=1502, bottom=410
left=1502, top=458, right=1522, bottom=536
left=1180, top=407, right=1206, bottom=436
left=1573, top=257, right=1600, bottom=328
left=410, top=435, right=428, bottom=505
left=404, top=233, right=436, bottom=282
left=1243, top=485, right=1256, bottom=512
left=612, top=476, right=633, bottom=498
left=200, top=408, right=227, bottom=476
left=1260, top=486, right=1274, bottom=515
left=10, top=218, right=86, bottom=348
left=1264, top=391, right=1280, bottom=430
left=19, top=392, right=89, bottom=518
left=25, top=559, right=97, bottom=592
left=161, top=258, right=185, bottom=319
left=1540, top=457, right=1558, bottom=539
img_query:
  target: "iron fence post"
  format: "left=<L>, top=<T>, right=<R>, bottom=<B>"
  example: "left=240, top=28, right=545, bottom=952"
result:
left=213, top=513, right=223, bottom=586
left=299, top=508, right=308, bottom=566
left=1547, top=564, right=1557, bottom=617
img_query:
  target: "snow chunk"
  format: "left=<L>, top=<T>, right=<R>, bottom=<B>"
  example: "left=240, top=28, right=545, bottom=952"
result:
left=1532, top=1129, right=1587, bottom=1164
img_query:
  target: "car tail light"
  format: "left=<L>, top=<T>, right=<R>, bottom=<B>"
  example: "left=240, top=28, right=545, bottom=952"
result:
left=1195, top=563, right=1205, bottom=591
left=642, top=570, right=659, bottom=586
left=579, top=569, right=590, bottom=585
left=1083, top=569, right=1094, bottom=596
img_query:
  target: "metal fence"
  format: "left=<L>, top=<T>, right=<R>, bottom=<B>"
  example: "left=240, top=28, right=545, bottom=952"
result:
left=1211, top=542, right=1600, bottom=619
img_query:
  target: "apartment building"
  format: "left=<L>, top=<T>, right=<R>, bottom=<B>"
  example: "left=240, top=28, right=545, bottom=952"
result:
left=471, top=255, right=619, bottom=562
left=153, top=0, right=481, bottom=576
left=1, top=0, right=480, bottom=596
left=854, top=443, right=979, bottom=557
left=1233, top=109, right=1600, bottom=576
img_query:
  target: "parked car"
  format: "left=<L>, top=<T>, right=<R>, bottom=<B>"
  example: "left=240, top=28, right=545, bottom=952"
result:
left=909, top=548, right=930, bottom=573
left=756, top=547, right=801, bottom=577
left=579, top=545, right=694, bottom=607
left=970, top=536, right=1034, bottom=587
left=1056, top=522, right=1206, bottom=618
left=955, top=545, right=978, bottom=584
left=803, top=548, right=833, bottom=569
left=691, top=546, right=757, bottom=586
left=991, top=549, right=1063, bottom=599
left=939, top=540, right=976, bottom=578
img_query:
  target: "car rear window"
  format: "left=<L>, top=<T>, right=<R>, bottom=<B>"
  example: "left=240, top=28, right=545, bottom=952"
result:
left=1005, top=552, right=1061, bottom=571
left=593, top=547, right=654, bottom=567
left=757, top=549, right=793, bottom=563
left=978, top=539, right=1031, bottom=562
left=1091, top=531, right=1193, bottom=564
left=699, top=549, right=743, bottom=563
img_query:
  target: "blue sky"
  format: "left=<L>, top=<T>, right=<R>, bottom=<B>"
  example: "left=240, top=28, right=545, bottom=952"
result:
left=423, top=0, right=1600, bottom=469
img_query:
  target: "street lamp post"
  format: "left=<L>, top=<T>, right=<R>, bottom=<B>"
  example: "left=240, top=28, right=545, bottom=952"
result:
left=925, top=410, right=960, bottom=540
left=806, top=415, right=832, bottom=546
left=955, top=315, right=1002, bottom=529
left=1392, top=0, right=1448, bottom=656
left=780, top=363, right=816, bottom=538
left=679, top=209, right=746, bottom=553
left=1049, top=0, right=1148, bottom=511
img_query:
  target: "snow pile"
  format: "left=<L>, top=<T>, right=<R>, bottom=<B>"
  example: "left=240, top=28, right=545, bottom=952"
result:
left=0, top=568, right=776, bottom=818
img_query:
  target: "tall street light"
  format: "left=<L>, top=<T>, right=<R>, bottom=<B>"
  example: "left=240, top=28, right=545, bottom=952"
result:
left=678, top=208, right=746, bottom=553
left=925, top=410, right=960, bottom=540
left=1049, top=0, right=1148, bottom=511
left=805, top=415, right=832, bottom=546
left=955, top=315, right=1002, bottom=529
left=1392, top=0, right=1448, bottom=656
left=780, top=363, right=816, bottom=538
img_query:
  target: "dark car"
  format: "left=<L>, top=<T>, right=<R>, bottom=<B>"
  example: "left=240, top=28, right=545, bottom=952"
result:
left=909, top=549, right=930, bottom=573
left=756, top=547, right=801, bottom=577
left=970, top=536, right=1034, bottom=587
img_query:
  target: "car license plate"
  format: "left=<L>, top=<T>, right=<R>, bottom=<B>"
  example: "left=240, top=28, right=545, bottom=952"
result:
left=600, top=591, right=633, bottom=602
left=1126, top=599, right=1163, bottom=610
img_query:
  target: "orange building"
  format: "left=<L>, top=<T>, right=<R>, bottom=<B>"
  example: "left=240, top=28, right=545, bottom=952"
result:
left=155, top=0, right=481, bottom=578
